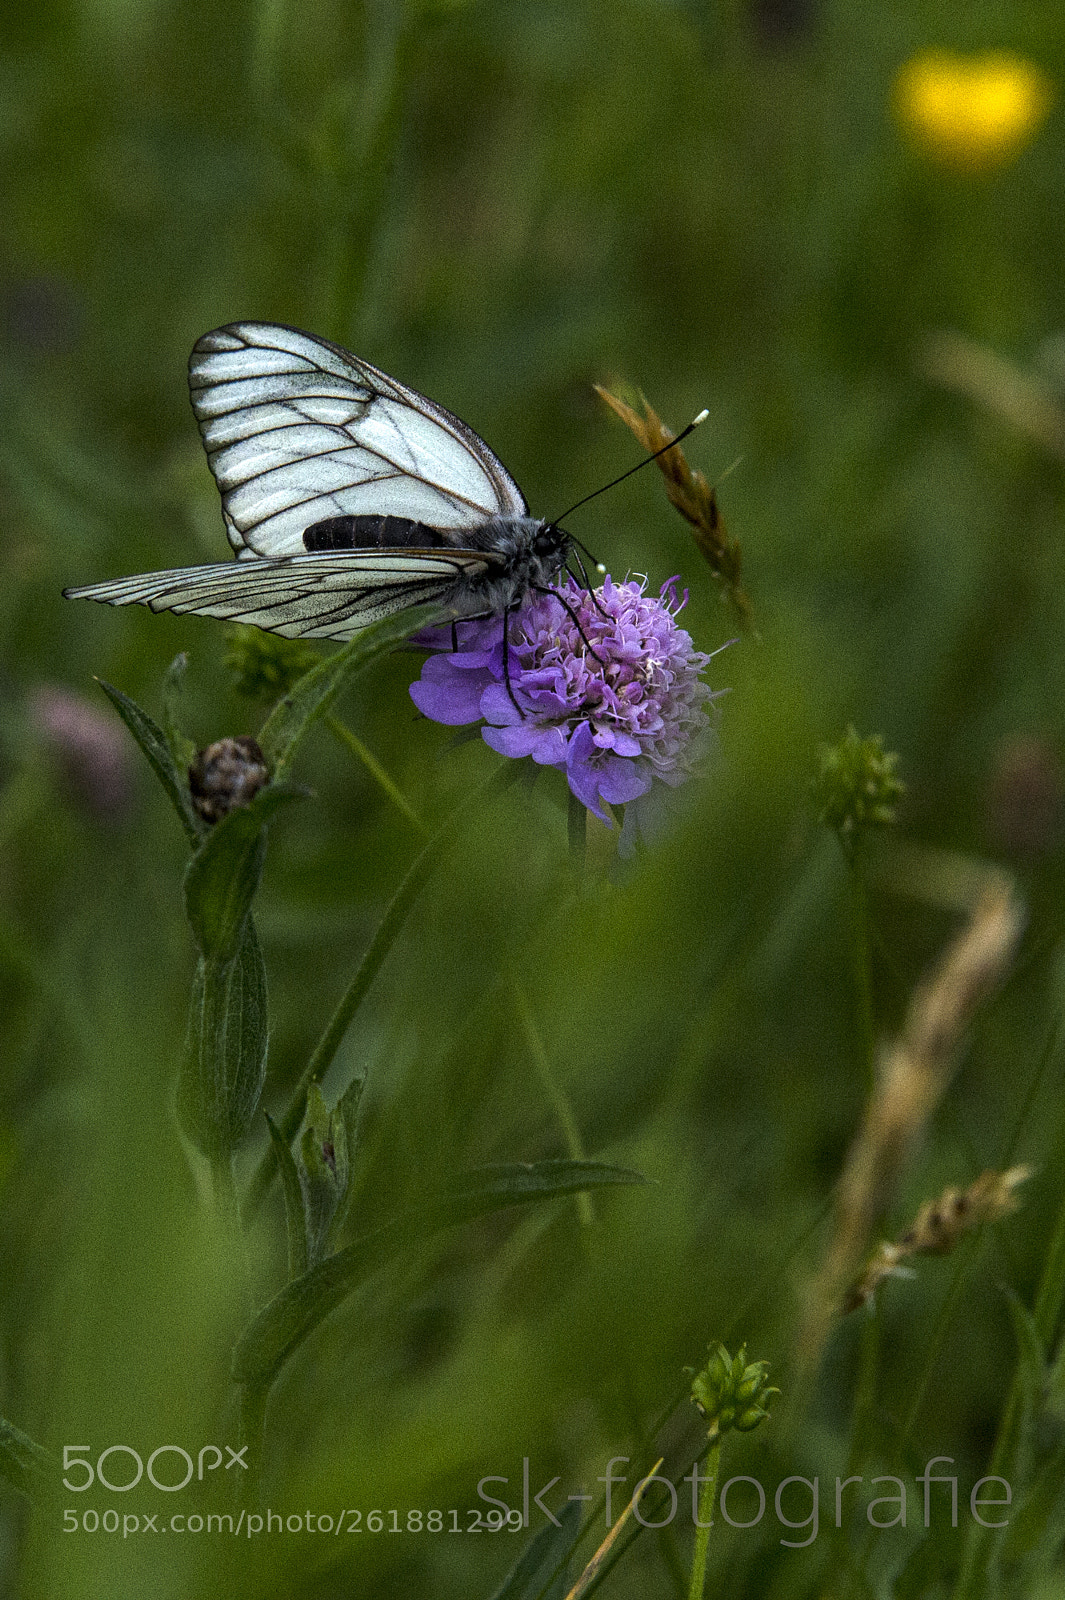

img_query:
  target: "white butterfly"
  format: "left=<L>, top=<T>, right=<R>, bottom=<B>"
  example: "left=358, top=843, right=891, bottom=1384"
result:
left=64, top=322, right=572, bottom=640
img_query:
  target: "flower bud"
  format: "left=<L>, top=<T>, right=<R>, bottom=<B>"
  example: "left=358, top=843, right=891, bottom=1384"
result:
left=189, top=737, right=269, bottom=825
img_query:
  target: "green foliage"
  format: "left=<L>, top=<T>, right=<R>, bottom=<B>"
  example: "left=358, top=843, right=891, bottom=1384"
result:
left=233, top=1159, right=646, bottom=1390
left=5, top=2, right=1065, bottom=1597
left=178, top=919, right=269, bottom=1163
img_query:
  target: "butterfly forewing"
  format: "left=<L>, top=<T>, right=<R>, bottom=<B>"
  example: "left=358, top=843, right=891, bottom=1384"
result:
left=64, top=322, right=565, bottom=642
left=189, top=323, right=528, bottom=558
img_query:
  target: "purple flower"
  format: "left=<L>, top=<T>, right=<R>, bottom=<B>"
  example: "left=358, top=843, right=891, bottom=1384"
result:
left=410, top=575, right=719, bottom=841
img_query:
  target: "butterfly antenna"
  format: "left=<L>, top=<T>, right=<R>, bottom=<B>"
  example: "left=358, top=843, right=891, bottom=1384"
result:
left=570, top=533, right=607, bottom=576
left=551, top=407, right=710, bottom=527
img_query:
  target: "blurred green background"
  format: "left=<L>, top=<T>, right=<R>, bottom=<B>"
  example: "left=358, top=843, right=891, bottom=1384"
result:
left=3, top=1, right=1065, bottom=1596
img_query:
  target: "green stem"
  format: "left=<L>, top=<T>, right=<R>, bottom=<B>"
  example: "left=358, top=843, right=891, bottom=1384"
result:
left=325, top=713, right=426, bottom=833
left=212, top=1156, right=253, bottom=1321
left=953, top=1161, right=1065, bottom=1600
left=903, top=1237, right=978, bottom=1439
left=313, top=0, right=410, bottom=339
left=242, top=764, right=518, bottom=1224
left=847, top=854, right=876, bottom=1090
left=687, top=1437, right=720, bottom=1600
left=0, top=1417, right=55, bottom=1505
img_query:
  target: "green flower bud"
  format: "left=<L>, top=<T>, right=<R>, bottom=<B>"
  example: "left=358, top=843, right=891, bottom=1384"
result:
left=224, top=626, right=319, bottom=703
left=296, top=1075, right=365, bottom=1266
left=737, top=1404, right=772, bottom=1431
left=813, top=726, right=905, bottom=852
left=689, top=1342, right=778, bottom=1437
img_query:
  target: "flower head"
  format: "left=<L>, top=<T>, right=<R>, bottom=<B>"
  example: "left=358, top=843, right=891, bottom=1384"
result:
left=410, top=575, right=717, bottom=840
left=893, top=50, right=1054, bottom=171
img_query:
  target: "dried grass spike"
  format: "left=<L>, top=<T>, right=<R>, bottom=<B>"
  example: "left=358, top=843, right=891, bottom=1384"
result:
left=594, top=385, right=753, bottom=629
left=843, top=1165, right=1031, bottom=1313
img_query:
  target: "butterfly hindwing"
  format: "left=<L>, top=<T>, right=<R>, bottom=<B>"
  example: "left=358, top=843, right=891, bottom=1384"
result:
left=65, top=550, right=490, bottom=640
left=188, top=323, right=529, bottom=559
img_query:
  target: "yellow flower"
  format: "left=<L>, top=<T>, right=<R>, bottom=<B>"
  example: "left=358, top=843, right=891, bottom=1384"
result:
left=893, top=49, right=1054, bottom=171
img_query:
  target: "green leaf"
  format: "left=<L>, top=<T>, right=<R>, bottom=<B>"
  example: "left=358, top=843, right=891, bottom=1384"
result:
left=258, top=606, right=442, bottom=782
left=326, top=1071, right=366, bottom=1248
left=233, top=1160, right=645, bottom=1388
left=162, top=652, right=197, bottom=770
left=177, top=918, right=268, bottom=1162
left=299, top=1084, right=347, bottom=1269
left=0, top=1416, right=54, bottom=1503
left=487, top=1499, right=581, bottom=1600
left=97, top=678, right=202, bottom=844
left=266, top=1114, right=308, bottom=1279
left=1001, top=1431, right=1065, bottom=1566
left=183, top=783, right=305, bottom=961
left=1005, top=1289, right=1048, bottom=1403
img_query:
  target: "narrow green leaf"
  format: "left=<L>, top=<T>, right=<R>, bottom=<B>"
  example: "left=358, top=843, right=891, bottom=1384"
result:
left=233, top=1160, right=645, bottom=1388
left=300, top=1084, right=346, bottom=1269
left=1001, top=1430, right=1065, bottom=1567
left=326, top=1071, right=366, bottom=1249
left=183, top=783, right=305, bottom=961
left=162, top=652, right=197, bottom=770
left=97, top=678, right=202, bottom=844
left=258, top=606, right=442, bottom=781
left=1005, top=1289, right=1048, bottom=1403
left=487, top=1499, right=581, bottom=1600
left=177, top=919, right=269, bottom=1162
left=266, top=1114, right=309, bottom=1279
left=0, top=1416, right=54, bottom=1503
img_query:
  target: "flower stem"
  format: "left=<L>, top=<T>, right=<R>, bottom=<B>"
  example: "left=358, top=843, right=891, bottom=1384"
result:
left=249, top=0, right=285, bottom=100
left=325, top=713, right=426, bottom=833
left=687, top=1437, right=720, bottom=1600
left=847, top=855, right=876, bottom=1090
left=212, top=1156, right=254, bottom=1322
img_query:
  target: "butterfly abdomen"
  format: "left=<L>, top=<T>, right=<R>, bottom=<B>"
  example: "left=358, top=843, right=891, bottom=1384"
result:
left=303, top=515, right=442, bottom=551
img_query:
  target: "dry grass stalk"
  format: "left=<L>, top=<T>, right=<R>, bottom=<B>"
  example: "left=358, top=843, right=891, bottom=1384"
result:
left=561, top=1457, right=664, bottom=1600
left=798, top=876, right=1025, bottom=1372
left=593, top=386, right=753, bottom=629
left=917, top=329, right=1065, bottom=463
left=843, top=1165, right=1031, bottom=1313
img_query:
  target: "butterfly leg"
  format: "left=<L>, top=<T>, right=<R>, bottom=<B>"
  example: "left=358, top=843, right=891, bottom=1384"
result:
left=533, top=586, right=607, bottom=667
left=451, top=621, right=459, bottom=653
left=500, top=603, right=524, bottom=716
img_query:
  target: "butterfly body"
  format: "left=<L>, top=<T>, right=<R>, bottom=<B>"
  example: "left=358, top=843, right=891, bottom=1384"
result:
left=64, top=322, right=572, bottom=641
left=300, top=509, right=568, bottom=618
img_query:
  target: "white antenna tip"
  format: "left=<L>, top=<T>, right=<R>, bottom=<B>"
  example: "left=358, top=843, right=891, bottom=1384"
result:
left=692, top=408, right=710, bottom=426
left=595, top=561, right=607, bottom=574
